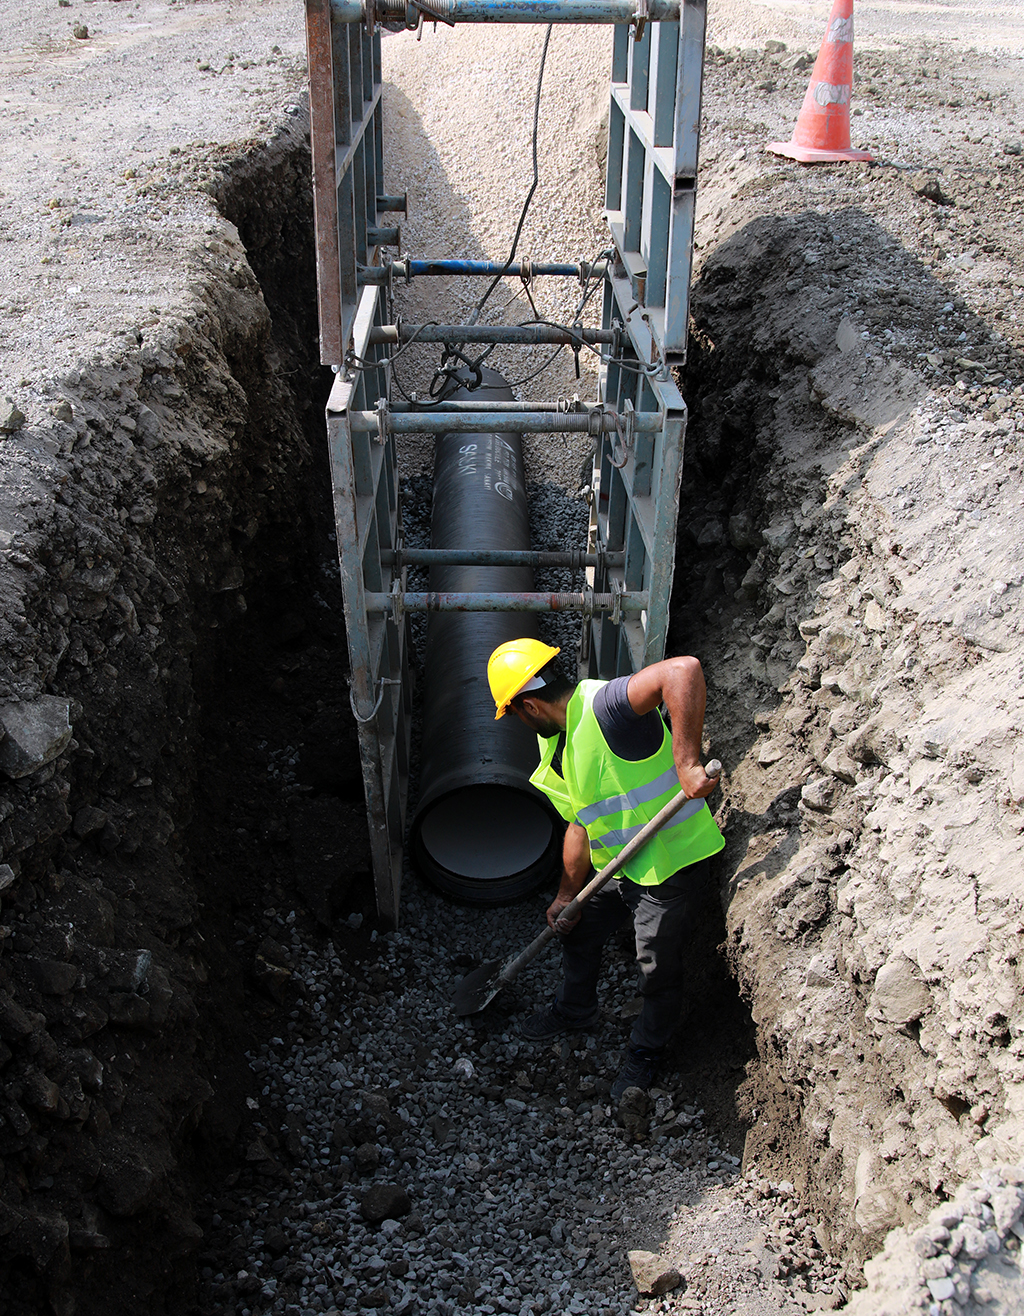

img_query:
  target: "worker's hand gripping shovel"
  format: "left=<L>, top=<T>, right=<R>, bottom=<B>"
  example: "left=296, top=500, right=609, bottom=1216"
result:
left=452, top=761, right=722, bottom=1017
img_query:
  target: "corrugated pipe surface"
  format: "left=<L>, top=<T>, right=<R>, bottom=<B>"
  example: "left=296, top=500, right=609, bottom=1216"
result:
left=410, top=368, right=562, bottom=903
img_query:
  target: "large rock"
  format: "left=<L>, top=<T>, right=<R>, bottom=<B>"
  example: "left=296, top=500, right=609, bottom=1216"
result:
left=359, top=1089, right=404, bottom=1134
left=846, top=714, right=900, bottom=766
left=763, top=517, right=797, bottom=551
left=910, top=171, right=952, bottom=205
left=801, top=777, right=834, bottom=813
left=824, top=746, right=859, bottom=785
left=13, top=955, right=79, bottom=996
left=354, top=1142, right=381, bottom=1172
left=871, top=955, right=932, bottom=1025
left=72, top=806, right=109, bottom=840
left=0, top=988, right=35, bottom=1040
left=628, top=1250, right=683, bottom=1297
left=360, top=1183, right=411, bottom=1225
left=816, top=624, right=860, bottom=667
left=0, top=697, right=72, bottom=778
left=728, top=510, right=761, bottom=550
left=0, top=398, right=25, bottom=434
left=616, top=1085, right=651, bottom=1139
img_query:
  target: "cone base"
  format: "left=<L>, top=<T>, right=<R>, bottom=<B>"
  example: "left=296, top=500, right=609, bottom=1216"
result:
left=767, top=139, right=874, bottom=164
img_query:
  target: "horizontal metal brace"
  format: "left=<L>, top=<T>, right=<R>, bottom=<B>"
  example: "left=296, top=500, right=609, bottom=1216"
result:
left=370, top=324, right=616, bottom=346
left=388, top=400, right=593, bottom=413
left=381, top=548, right=625, bottom=568
left=333, top=0, right=680, bottom=23
left=376, top=194, right=408, bottom=213
left=365, top=591, right=648, bottom=614
left=357, top=258, right=609, bottom=285
left=349, top=409, right=661, bottom=435
left=367, top=226, right=401, bottom=246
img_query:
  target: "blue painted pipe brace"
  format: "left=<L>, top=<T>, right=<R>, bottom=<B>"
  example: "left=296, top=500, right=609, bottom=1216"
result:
left=358, top=259, right=608, bottom=285
left=409, top=259, right=581, bottom=276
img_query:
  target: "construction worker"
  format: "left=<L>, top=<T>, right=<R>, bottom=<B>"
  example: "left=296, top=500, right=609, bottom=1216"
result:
left=487, top=638, right=725, bottom=1101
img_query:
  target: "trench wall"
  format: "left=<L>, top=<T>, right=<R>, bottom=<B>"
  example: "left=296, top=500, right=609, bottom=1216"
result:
left=0, top=118, right=327, bottom=1316
left=672, top=187, right=1024, bottom=1263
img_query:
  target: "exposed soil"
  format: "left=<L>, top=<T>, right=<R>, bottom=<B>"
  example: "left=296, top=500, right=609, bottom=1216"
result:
left=674, top=25, right=1024, bottom=1267
left=1, top=2, right=1024, bottom=1315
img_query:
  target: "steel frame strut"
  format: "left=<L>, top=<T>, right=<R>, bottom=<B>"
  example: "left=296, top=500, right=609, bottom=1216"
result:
left=366, top=591, right=648, bottom=614
left=381, top=549, right=625, bottom=568
left=305, top=0, right=706, bottom=925
left=333, top=0, right=683, bottom=22
left=359, top=258, right=609, bottom=284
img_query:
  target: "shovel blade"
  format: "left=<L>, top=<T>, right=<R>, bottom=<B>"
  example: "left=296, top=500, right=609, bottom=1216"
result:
left=452, top=958, right=506, bottom=1016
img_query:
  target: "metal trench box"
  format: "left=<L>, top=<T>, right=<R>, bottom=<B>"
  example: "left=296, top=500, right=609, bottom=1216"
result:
left=304, top=0, right=707, bottom=926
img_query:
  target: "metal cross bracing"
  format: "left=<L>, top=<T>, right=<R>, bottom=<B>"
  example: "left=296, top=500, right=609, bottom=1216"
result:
left=304, top=0, right=707, bottom=926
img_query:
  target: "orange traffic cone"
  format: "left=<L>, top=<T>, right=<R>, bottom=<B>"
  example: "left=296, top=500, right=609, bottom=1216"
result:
left=767, top=0, right=873, bottom=164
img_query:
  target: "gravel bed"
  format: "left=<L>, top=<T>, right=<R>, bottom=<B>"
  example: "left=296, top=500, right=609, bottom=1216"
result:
left=528, top=479, right=589, bottom=660
left=195, top=883, right=743, bottom=1316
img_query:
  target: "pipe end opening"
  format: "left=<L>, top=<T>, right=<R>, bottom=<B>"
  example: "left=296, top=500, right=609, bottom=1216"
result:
left=412, top=784, right=559, bottom=904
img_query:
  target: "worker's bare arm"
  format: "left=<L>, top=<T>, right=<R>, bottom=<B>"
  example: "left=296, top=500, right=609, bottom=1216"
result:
left=546, top=822, right=591, bottom=932
left=626, top=656, right=718, bottom=800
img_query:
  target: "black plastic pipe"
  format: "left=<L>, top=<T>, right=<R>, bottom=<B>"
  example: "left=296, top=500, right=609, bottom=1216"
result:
left=410, top=368, right=562, bottom=904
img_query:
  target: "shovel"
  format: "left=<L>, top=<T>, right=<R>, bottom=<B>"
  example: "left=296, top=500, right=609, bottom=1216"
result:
left=452, top=760, right=722, bottom=1017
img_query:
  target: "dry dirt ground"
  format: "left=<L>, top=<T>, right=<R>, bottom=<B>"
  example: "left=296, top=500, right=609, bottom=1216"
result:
left=2, top=1, right=1024, bottom=1315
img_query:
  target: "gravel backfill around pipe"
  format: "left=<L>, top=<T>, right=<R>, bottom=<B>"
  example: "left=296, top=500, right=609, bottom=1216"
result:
left=197, top=885, right=749, bottom=1316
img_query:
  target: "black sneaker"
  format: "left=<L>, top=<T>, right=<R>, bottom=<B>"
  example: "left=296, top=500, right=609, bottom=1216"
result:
left=518, top=1006, right=599, bottom=1042
left=610, top=1047, right=660, bottom=1102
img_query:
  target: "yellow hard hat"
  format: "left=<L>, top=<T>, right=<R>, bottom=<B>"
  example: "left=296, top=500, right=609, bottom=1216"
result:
left=487, top=639, right=561, bottom=720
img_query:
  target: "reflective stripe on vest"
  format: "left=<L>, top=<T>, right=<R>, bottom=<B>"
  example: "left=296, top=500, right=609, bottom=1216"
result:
left=575, top=764, right=680, bottom=826
left=528, top=680, right=724, bottom=885
left=596, top=796, right=706, bottom=849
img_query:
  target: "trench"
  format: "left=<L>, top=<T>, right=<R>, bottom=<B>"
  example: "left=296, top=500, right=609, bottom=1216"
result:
left=173, top=128, right=764, bottom=1314
left=0, top=113, right=854, bottom=1316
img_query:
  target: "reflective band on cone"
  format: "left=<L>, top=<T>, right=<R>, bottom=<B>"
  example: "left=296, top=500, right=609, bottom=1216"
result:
left=767, top=0, right=873, bottom=165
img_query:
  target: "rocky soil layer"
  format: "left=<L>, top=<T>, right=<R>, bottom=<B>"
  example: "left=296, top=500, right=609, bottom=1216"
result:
left=847, top=1167, right=1024, bottom=1313
left=0, top=140, right=322, bottom=1313
left=666, top=18, right=1024, bottom=1298
left=0, top=2, right=329, bottom=1311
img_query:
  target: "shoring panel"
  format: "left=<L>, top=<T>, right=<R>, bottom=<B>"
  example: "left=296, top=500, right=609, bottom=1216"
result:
left=308, top=2, right=705, bottom=922
left=604, top=0, right=707, bottom=364
left=324, top=284, right=410, bottom=929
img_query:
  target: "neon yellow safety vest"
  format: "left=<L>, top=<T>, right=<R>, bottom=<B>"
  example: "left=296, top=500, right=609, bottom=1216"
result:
left=529, top=680, right=725, bottom=885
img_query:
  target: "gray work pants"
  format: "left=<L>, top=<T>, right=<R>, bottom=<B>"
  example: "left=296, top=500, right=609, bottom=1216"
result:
left=552, top=859, right=709, bottom=1054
